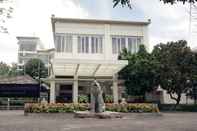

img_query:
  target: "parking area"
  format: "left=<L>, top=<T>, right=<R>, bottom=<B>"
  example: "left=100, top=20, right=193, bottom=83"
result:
left=0, top=111, right=197, bottom=131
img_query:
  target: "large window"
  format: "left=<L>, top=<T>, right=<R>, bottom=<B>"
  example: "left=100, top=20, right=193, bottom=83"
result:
left=91, top=36, right=103, bottom=53
left=55, top=34, right=73, bottom=53
left=78, top=35, right=103, bottom=54
left=78, top=36, right=89, bottom=53
left=112, top=37, right=126, bottom=54
left=112, top=36, right=143, bottom=54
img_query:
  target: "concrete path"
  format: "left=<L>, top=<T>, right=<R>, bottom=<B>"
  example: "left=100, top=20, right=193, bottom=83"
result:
left=0, top=111, right=197, bottom=131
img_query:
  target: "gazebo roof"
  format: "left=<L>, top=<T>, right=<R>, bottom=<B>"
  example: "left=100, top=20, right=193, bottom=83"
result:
left=0, top=75, right=38, bottom=85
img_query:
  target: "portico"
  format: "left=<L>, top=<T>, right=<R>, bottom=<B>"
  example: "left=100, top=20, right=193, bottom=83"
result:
left=45, top=59, right=128, bottom=104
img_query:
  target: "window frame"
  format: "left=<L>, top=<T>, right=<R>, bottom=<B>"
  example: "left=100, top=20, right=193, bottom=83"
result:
left=112, top=35, right=143, bottom=54
left=55, top=33, right=73, bottom=53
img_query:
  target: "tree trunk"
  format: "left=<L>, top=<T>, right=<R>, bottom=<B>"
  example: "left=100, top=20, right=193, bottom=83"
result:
left=174, top=94, right=181, bottom=110
left=169, top=93, right=181, bottom=110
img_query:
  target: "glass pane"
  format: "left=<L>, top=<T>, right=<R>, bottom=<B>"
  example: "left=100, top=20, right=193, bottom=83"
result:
left=133, top=38, right=137, bottom=53
left=61, top=36, right=65, bottom=52
left=128, top=38, right=132, bottom=53
left=95, top=37, right=98, bottom=53
left=121, top=38, right=126, bottom=50
left=85, top=37, right=89, bottom=53
left=99, top=37, right=103, bottom=53
left=117, top=38, right=121, bottom=53
left=91, top=37, right=95, bottom=53
left=56, top=36, right=61, bottom=52
left=77, top=36, right=81, bottom=53
left=112, top=38, right=117, bottom=54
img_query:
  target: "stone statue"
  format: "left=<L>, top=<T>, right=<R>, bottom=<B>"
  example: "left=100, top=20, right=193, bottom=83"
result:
left=90, top=79, right=105, bottom=113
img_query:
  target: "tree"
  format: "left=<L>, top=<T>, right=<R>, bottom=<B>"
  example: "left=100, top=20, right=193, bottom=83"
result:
left=113, top=0, right=197, bottom=8
left=8, top=63, right=23, bottom=76
left=0, top=62, right=22, bottom=76
left=24, top=58, right=48, bottom=81
left=119, top=45, right=159, bottom=100
left=0, top=0, right=13, bottom=33
left=0, top=61, right=10, bottom=76
left=152, top=40, right=197, bottom=108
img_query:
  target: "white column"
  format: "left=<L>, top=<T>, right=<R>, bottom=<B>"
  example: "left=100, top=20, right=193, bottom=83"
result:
left=50, top=80, right=56, bottom=103
left=113, top=74, right=119, bottom=104
left=73, top=75, right=78, bottom=103
left=104, top=24, right=112, bottom=60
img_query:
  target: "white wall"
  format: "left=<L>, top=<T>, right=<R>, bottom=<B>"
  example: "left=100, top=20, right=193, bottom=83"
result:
left=161, top=90, right=194, bottom=104
left=54, top=21, right=149, bottom=61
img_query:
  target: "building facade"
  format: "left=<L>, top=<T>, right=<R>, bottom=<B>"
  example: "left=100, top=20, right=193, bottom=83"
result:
left=45, top=16, right=150, bottom=104
left=17, top=36, right=53, bottom=74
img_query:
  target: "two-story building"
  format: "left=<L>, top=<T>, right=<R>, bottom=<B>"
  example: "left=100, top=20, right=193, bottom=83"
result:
left=44, top=16, right=150, bottom=104
left=17, top=36, right=54, bottom=75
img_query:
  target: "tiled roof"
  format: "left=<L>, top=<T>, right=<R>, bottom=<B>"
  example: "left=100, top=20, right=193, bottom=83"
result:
left=0, top=75, right=38, bottom=84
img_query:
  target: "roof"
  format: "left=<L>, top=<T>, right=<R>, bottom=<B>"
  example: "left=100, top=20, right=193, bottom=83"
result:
left=16, top=36, right=40, bottom=40
left=0, top=75, right=38, bottom=84
left=51, top=58, right=128, bottom=77
left=51, top=16, right=151, bottom=26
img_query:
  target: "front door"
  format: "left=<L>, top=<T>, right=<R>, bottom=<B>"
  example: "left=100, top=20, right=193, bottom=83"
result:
left=58, top=85, right=73, bottom=103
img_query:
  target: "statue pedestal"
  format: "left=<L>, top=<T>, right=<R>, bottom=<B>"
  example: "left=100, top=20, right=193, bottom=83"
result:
left=74, top=111, right=123, bottom=119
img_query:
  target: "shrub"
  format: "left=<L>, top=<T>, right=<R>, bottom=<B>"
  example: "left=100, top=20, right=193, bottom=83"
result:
left=159, top=104, right=197, bottom=112
left=24, top=103, right=159, bottom=113
left=78, top=95, right=89, bottom=103
left=24, top=103, right=89, bottom=113
left=104, top=95, right=113, bottom=103
left=105, top=103, right=159, bottom=113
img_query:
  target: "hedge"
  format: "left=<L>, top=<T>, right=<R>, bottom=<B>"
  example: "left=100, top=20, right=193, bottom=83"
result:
left=159, top=104, right=197, bottom=112
left=24, top=103, right=159, bottom=113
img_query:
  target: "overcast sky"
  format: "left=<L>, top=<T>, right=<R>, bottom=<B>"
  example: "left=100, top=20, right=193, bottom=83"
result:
left=0, top=0, right=194, bottom=64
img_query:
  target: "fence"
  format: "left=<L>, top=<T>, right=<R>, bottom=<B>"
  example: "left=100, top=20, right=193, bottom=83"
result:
left=0, top=97, right=38, bottom=110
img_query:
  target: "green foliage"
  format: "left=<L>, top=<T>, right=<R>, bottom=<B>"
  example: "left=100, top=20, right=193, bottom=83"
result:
left=105, top=103, right=159, bottom=113
left=24, top=103, right=159, bottom=113
left=78, top=95, right=89, bottom=103
left=119, top=45, right=159, bottom=99
left=0, top=62, right=22, bottom=76
left=113, top=0, right=197, bottom=8
left=152, top=40, right=197, bottom=107
left=104, top=95, right=113, bottom=103
left=24, top=103, right=89, bottom=113
left=113, top=0, right=132, bottom=8
left=24, top=58, right=48, bottom=80
left=0, top=62, right=10, bottom=76
left=159, top=104, right=197, bottom=112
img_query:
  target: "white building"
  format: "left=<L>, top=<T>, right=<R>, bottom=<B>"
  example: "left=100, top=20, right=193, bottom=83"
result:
left=17, top=36, right=53, bottom=73
left=44, top=16, right=150, bottom=103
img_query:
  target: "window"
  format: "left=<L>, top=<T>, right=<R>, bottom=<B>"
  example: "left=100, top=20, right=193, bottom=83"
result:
left=55, top=34, right=73, bottom=53
left=19, top=43, right=36, bottom=52
left=112, top=36, right=143, bottom=54
left=78, top=36, right=89, bottom=53
left=78, top=35, right=103, bottom=54
left=112, top=37, right=126, bottom=54
left=91, top=36, right=103, bottom=53
left=128, top=37, right=142, bottom=53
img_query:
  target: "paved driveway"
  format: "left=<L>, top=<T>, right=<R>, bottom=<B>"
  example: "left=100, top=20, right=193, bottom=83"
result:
left=0, top=111, right=197, bottom=131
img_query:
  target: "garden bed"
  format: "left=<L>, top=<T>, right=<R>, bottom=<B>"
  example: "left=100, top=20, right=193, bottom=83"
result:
left=24, top=103, right=159, bottom=114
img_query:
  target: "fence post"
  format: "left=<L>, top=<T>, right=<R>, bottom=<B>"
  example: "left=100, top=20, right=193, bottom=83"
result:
left=7, top=98, right=10, bottom=110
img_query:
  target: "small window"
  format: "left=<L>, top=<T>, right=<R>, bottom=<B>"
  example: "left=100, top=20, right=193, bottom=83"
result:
left=128, top=37, right=142, bottom=53
left=78, top=36, right=89, bottom=53
left=55, top=34, right=73, bottom=53
left=91, top=36, right=103, bottom=53
left=112, top=37, right=126, bottom=54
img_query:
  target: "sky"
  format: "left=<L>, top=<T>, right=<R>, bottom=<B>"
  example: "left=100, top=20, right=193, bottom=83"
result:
left=0, top=0, right=194, bottom=64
